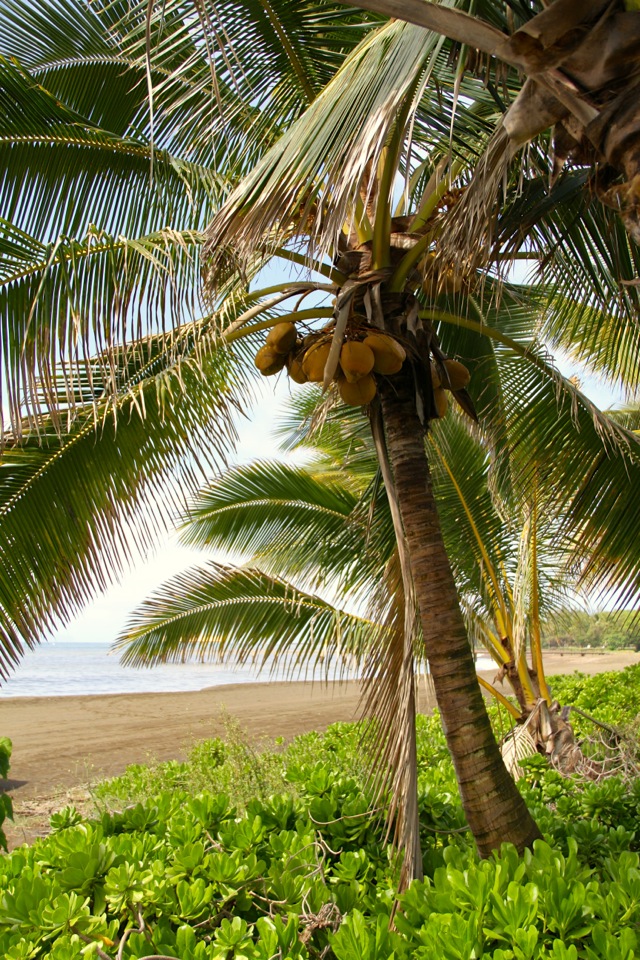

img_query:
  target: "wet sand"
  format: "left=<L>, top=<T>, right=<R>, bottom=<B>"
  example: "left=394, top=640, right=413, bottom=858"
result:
left=1, top=650, right=637, bottom=846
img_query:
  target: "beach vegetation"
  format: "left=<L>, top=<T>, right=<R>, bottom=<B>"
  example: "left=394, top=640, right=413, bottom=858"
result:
left=0, top=686, right=639, bottom=959
left=1, top=0, right=640, bottom=870
left=0, top=738, right=12, bottom=851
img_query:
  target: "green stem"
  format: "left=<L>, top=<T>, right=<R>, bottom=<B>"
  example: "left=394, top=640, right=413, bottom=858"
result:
left=410, top=157, right=464, bottom=233
left=372, top=97, right=413, bottom=270
left=388, top=158, right=464, bottom=292
left=222, top=307, right=334, bottom=344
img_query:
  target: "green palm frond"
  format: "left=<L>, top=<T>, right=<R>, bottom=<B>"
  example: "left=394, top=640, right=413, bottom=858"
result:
left=0, top=56, right=223, bottom=241
left=422, top=294, right=640, bottom=606
left=0, top=338, right=248, bottom=676
left=275, top=385, right=377, bottom=485
left=115, top=0, right=380, bottom=170
left=0, top=220, right=207, bottom=430
left=115, top=561, right=383, bottom=675
left=180, top=460, right=362, bottom=587
left=496, top=174, right=640, bottom=393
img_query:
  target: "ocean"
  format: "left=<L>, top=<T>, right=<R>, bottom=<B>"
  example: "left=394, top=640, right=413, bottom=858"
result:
left=0, top=642, right=340, bottom=698
left=0, top=642, right=496, bottom=698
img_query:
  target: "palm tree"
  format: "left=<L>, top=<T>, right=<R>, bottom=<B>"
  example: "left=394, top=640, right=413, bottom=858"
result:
left=2, top=0, right=640, bottom=862
left=115, top=390, right=583, bottom=882
left=199, top=5, right=640, bottom=856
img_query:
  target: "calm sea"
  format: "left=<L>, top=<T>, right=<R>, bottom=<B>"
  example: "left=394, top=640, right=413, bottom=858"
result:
left=0, top=642, right=496, bottom=699
left=0, top=642, right=350, bottom=698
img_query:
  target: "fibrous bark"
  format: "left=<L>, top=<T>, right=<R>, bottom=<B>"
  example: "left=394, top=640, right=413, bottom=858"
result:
left=379, top=371, right=541, bottom=857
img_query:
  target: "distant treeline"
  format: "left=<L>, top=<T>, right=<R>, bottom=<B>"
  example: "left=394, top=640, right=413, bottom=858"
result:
left=542, top=610, right=640, bottom=650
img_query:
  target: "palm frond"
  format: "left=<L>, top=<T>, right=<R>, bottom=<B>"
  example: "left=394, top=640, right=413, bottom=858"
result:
left=203, top=18, right=447, bottom=282
left=115, top=560, right=382, bottom=675
left=0, top=220, right=208, bottom=432
left=0, top=56, right=224, bottom=241
left=180, top=460, right=363, bottom=588
left=506, top=188, right=640, bottom=395
left=0, top=340, right=247, bottom=679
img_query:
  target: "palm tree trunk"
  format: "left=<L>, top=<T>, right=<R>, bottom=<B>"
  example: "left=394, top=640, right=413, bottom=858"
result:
left=379, top=373, right=541, bottom=857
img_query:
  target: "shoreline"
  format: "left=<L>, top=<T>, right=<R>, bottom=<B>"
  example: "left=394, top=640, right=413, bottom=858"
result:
left=1, top=650, right=637, bottom=847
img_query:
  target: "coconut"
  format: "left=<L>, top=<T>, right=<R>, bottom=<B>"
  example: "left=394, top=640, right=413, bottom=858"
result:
left=433, top=386, right=449, bottom=418
left=286, top=355, right=308, bottom=384
left=255, top=345, right=286, bottom=376
left=363, top=333, right=406, bottom=375
left=339, top=374, right=377, bottom=406
left=339, top=341, right=375, bottom=383
left=441, top=359, right=470, bottom=391
left=302, top=341, right=332, bottom=382
left=266, top=321, right=297, bottom=355
left=430, top=362, right=441, bottom=389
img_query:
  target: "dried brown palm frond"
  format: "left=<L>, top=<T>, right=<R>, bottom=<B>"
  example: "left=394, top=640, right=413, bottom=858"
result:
left=203, top=19, right=445, bottom=291
left=430, top=123, right=519, bottom=282
left=358, top=401, right=423, bottom=890
left=348, top=0, right=640, bottom=248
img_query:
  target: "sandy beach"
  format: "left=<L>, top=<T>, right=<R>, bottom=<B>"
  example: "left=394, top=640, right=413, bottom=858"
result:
left=1, top=650, right=637, bottom=847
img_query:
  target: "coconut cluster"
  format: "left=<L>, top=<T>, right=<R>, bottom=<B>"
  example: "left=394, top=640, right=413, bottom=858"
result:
left=254, top=321, right=407, bottom=406
left=254, top=320, right=471, bottom=416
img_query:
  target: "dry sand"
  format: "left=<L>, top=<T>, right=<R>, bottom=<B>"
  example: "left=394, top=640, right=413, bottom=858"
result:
left=1, top=650, right=637, bottom=847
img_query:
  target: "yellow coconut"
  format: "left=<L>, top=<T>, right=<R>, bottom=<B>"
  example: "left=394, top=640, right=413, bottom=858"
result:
left=339, top=374, right=377, bottom=406
left=255, top=345, right=286, bottom=376
left=266, top=321, right=297, bottom=355
left=433, top=386, right=449, bottom=418
left=430, top=362, right=441, bottom=389
left=339, top=341, right=375, bottom=383
left=363, top=333, right=406, bottom=375
left=302, top=341, right=332, bottom=382
left=441, top=359, right=470, bottom=391
left=286, top=354, right=308, bottom=384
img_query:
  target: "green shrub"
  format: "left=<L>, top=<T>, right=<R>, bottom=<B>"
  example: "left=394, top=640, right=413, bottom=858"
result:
left=2, top=717, right=640, bottom=959
left=0, top=738, right=12, bottom=851
left=547, top=664, right=640, bottom=735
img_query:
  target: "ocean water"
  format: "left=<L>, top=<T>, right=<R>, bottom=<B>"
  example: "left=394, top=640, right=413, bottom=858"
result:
left=0, top=642, right=347, bottom=698
left=0, top=642, right=496, bottom=698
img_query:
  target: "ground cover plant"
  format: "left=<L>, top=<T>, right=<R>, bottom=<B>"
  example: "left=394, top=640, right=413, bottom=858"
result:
left=1, top=668, right=639, bottom=960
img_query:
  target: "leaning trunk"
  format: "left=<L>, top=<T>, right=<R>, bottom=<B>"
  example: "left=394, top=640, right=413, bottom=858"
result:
left=379, top=374, right=541, bottom=857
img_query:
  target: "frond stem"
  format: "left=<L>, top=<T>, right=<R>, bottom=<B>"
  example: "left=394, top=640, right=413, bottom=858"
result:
left=477, top=676, right=520, bottom=718
left=256, top=0, right=315, bottom=102
left=429, top=434, right=513, bottom=642
left=222, top=307, right=334, bottom=344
